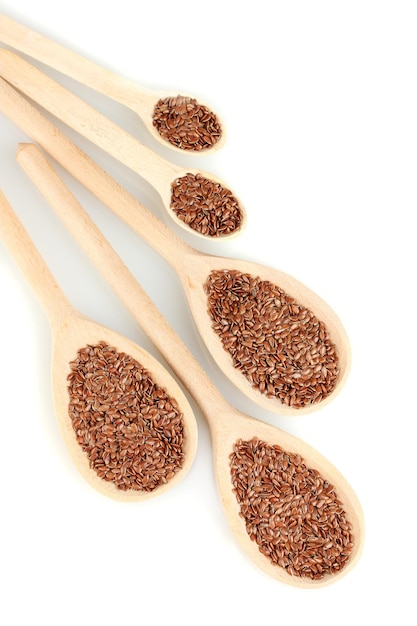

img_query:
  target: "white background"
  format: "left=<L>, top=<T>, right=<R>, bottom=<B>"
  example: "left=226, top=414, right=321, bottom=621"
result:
left=0, top=1, right=415, bottom=624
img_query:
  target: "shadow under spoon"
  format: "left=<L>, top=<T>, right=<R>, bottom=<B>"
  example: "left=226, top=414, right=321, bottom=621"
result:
left=0, top=13, right=226, bottom=155
left=0, top=78, right=350, bottom=416
left=0, top=190, right=197, bottom=502
left=16, top=142, right=365, bottom=588
left=0, top=50, right=244, bottom=241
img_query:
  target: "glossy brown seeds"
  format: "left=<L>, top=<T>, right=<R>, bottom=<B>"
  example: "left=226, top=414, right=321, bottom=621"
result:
left=152, top=95, right=222, bottom=151
left=170, top=173, right=242, bottom=237
left=230, top=438, right=354, bottom=580
left=67, top=341, right=185, bottom=492
left=204, top=270, right=340, bottom=408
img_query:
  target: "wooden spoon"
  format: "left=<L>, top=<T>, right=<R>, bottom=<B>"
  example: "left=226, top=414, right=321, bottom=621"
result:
left=0, top=49, right=244, bottom=241
left=16, top=143, right=365, bottom=588
left=0, top=13, right=225, bottom=154
left=0, top=77, right=350, bottom=416
left=0, top=189, right=197, bottom=502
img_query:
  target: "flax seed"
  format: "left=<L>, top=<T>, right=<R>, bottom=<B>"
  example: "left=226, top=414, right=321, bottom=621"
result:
left=230, top=438, right=354, bottom=580
left=67, top=341, right=185, bottom=492
left=170, top=173, right=242, bottom=237
left=205, top=270, right=340, bottom=408
left=152, top=95, right=222, bottom=152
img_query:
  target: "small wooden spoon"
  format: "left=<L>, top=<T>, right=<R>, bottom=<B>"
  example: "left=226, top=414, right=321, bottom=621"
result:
left=16, top=143, right=364, bottom=588
left=0, top=13, right=225, bottom=154
left=0, top=77, right=350, bottom=416
left=0, top=189, right=197, bottom=502
left=0, top=50, right=244, bottom=241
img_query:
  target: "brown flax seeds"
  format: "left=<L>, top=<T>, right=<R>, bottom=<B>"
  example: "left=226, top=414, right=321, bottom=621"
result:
left=67, top=341, right=185, bottom=492
left=205, top=270, right=340, bottom=408
left=230, top=438, right=354, bottom=580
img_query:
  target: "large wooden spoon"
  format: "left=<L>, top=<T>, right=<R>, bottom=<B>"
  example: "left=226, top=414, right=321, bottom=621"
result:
left=0, top=189, right=197, bottom=502
left=0, top=77, right=350, bottom=416
left=0, top=49, right=244, bottom=241
left=0, top=13, right=225, bottom=154
left=16, top=143, right=365, bottom=588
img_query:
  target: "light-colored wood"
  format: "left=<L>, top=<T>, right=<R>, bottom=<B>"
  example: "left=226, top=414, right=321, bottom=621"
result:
left=0, top=77, right=350, bottom=416
left=0, top=50, right=243, bottom=241
left=0, top=189, right=198, bottom=502
left=16, top=144, right=365, bottom=588
left=0, top=13, right=226, bottom=154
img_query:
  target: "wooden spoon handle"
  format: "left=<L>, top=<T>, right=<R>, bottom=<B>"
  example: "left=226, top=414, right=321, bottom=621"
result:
left=0, top=189, right=73, bottom=327
left=16, top=143, right=228, bottom=424
left=0, top=14, right=154, bottom=112
left=0, top=77, right=193, bottom=272
left=0, top=49, right=180, bottom=190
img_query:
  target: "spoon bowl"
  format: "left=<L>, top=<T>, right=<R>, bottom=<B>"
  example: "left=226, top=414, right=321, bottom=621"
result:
left=0, top=13, right=226, bottom=154
left=16, top=143, right=364, bottom=587
left=0, top=80, right=350, bottom=416
left=182, top=253, right=350, bottom=414
left=0, top=189, right=198, bottom=502
left=210, top=409, right=363, bottom=587
left=0, top=51, right=244, bottom=241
